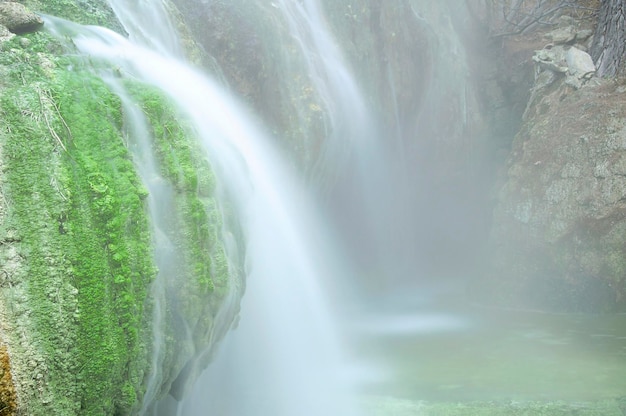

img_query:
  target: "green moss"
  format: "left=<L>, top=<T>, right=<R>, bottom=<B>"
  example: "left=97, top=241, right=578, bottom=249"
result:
left=1, top=38, right=154, bottom=414
left=1, top=17, right=235, bottom=413
left=126, top=83, right=230, bottom=299
left=52, top=65, right=156, bottom=414
left=22, top=0, right=122, bottom=31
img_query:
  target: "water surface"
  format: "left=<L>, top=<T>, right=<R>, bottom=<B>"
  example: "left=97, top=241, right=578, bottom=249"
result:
left=349, top=292, right=626, bottom=404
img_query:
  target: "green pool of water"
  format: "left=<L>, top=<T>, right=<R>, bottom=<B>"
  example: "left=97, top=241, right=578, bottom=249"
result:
left=349, top=300, right=626, bottom=415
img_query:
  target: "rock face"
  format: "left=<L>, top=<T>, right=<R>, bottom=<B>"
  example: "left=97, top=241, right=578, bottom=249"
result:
left=468, top=7, right=626, bottom=313
left=0, top=23, right=13, bottom=41
left=484, top=59, right=626, bottom=312
left=0, top=2, right=43, bottom=34
left=0, top=1, right=238, bottom=414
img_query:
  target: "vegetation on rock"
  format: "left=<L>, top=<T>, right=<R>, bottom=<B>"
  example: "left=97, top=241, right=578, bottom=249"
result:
left=122, top=82, right=238, bottom=402
left=0, top=14, right=235, bottom=415
left=23, top=0, right=123, bottom=32
left=0, top=31, right=154, bottom=414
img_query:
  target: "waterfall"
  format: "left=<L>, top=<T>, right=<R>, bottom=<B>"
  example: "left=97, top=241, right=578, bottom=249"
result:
left=105, top=0, right=184, bottom=57
left=275, top=0, right=373, bottom=160
left=47, top=3, right=360, bottom=414
left=20, top=2, right=626, bottom=415
left=271, top=0, right=409, bottom=301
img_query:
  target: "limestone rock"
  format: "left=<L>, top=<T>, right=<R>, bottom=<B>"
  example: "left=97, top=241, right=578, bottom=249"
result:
left=532, top=46, right=568, bottom=73
left=531, top=45, right=596, bottom=91
left=0, top=2, right=43, bottom=34
left=545, top=25, right=576, bottom=44
left=576, top=29, right=593, bottom=42
left=484, top=79, right=626, bottom=312
left=565, top=75, right=583, bottom=89
left=566, top=46, right=596, bottom=79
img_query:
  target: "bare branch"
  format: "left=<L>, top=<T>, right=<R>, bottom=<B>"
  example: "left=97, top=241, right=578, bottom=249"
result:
left=489, top=0, right=598, bottom=38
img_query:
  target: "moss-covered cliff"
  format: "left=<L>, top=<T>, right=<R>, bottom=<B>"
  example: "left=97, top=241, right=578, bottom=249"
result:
left=1, top=0, right=625, bottom=413
left=0, top=2, right=238, bottom=414
left=0, top=29, right=153, bottom=414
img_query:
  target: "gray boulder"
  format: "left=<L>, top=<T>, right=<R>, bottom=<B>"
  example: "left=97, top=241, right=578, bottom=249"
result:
left=0, top=2, right=43, bottom=34
left=545, top=25, right=576, bottom=44
left=566, top=46, right=596, bottom=79
left=533, top=45, right=568, bottom=73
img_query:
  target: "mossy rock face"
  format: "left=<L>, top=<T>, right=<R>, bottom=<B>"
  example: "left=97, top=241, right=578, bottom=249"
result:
left=0, top=25, right=238, bottom=415
left=22, top=0, right=123, bottom=33
left=0, top=31, right=155, bottom=415
left=123, top=82, right=242, bottom=402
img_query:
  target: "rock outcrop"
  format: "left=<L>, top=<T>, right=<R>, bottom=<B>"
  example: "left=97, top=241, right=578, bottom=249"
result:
left=485, top=79, right=626, bottom=312
left=482, top=12, right=626, bottom=312
left=0, top=1, right=238, bottom=414
left=0, top=2, right=43, bottom=34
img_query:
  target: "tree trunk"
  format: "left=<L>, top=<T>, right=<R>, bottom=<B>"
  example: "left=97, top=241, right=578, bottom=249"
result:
left=591, top=0, right=626, bottom=77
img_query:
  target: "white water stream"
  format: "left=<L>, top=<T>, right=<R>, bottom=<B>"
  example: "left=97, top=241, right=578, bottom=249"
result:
left=272, top=0, right=411, bottom=301
left=106, top=0, right=183, bottom=57
left=275, top=0, right=372, bottom=154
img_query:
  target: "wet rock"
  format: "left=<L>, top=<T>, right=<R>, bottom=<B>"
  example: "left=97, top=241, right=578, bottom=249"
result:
left=0, top=2, right=43, bottom=34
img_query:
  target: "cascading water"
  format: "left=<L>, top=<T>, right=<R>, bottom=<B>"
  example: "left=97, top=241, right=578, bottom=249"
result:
left=40, top=1, right=626, bottom=415
left=105, top=0, right=183, bottom=57
left=275, top=0, right=372, bottom=158
left=271, top=0, right=405, bottom=300
left=47, top=4, right=360, bottom=414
